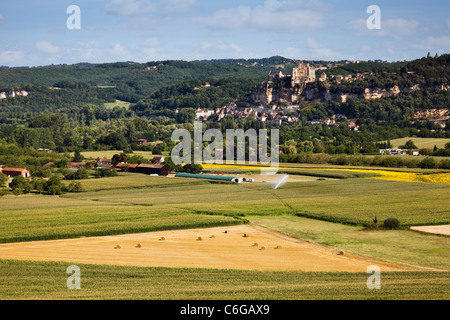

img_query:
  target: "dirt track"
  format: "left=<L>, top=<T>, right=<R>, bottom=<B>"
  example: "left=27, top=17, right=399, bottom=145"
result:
left=0, top=225, right=413, bottom=271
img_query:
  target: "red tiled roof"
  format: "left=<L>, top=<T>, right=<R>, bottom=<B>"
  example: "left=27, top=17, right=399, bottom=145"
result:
left=115, top=163, right=138, bottom=168
left=1, top=167, right=29, bottom=173
left=137, top=163, right=166, bottom=168
left=67, top=162, right=85, bottom=167
left=42, top=162, right=55, bottom=168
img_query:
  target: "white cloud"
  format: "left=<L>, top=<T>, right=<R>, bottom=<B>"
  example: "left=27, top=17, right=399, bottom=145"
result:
left=193, top=0, right=326, bottom=33
left=67, top=41, right=104, bottom=62
left=307, top=38, right=340, bottom=60
left=412, top=36, right=450, bottom=51
left=140, top=37, right=161, bottom=48
left=193, top=41, right=255, bottom=60
left=347, top=18, right=420, bottom=38
left=105, top=0, right=198, bottom=15
left=0, top=50, right=24, bottom=64
left=112, top=43, right=130, bottom=58
left=35, top=41, right=60, bottom=54
left=202, top=41, right=241, bottom=52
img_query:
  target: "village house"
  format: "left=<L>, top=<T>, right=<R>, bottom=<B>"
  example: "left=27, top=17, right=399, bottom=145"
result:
left=66, top=162, right=86, bottom=169
left=379, top=149, right=409, bottom=156
left=137, top=139, right=150, bottom=146
left=348, top=121, right=359, bottom=131
left=97, top=158, right=113, bottom=167
left=195, top=108, right=215, bottom=121
left=152, top=156, right=165, bottom=164
left=0, top=165, right=30, bottom=178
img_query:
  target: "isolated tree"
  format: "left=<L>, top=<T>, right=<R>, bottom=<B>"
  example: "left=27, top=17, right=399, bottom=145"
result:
left=162, top=156, right=183, bottom=172
left=67, top=181, right=84, bottom=193
left=32, top=177, right=46, bottom=194
left=400, top=140, right=418, bottom=149
left=9, top=175, right=32, bottom=194
left=45, top=175, right=64, bottom=195
left=182, top=163, right=203, bottom=174
left=64, top=167, right=89, bottom=180
left=72, top=149, right=85, bottom=162
left=112, top=152, right=128, bottom=165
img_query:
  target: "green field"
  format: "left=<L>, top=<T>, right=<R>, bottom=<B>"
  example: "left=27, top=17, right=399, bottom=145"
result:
left=1, top=165, right=449, bottom=300
left=0, top=260, right=448, bottom=300
left=62, top=176, right=450, bottom=226
left=388, top=137, right=450, bottom=149
left=103, top=99, right=131, bottom=110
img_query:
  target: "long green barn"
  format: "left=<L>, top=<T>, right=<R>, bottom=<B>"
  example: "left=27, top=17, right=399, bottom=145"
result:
left=175, top=173, right=243, bottom=183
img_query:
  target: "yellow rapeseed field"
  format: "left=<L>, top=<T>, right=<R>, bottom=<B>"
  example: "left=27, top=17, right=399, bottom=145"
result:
left=201, top=164, right=450, bottom=185
left=325, top=168, right=450, bottom=185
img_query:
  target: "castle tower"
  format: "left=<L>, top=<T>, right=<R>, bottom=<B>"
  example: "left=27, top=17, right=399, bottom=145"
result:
left=292, top=62, right=316, bottom=84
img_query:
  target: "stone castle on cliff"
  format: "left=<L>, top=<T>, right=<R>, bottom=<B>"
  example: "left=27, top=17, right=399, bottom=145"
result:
left=251, top=62, right=316, bottom=106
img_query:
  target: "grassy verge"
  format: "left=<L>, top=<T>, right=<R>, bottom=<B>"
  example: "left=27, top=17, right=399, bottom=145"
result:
left=0, top=259, right=448, bottom=300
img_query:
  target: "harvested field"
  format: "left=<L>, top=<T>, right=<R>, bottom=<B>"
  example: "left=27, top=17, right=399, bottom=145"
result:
left=410, top=225, right=450, bottom=236
left=0, top=225, right=412, bottom=272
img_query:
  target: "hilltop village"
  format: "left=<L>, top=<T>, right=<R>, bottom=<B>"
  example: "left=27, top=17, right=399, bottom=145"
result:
left=192, top=62, right=361, bottom=128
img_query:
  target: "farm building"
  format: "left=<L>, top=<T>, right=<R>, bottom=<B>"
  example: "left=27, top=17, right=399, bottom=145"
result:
left=175, top=173, right=242, bottom=183
left=137, top=139, right=150, bottom=146
left=135, top=164, right=169, bottom=176
left=115, top=163, right=138, bottom=171
left=152, top=156, right=165, bottom=164
left=67, top=162, right=85, bottom=169
left=97, top=158, right=113, bottom=167
left=0, top=166, right=30, bottom=178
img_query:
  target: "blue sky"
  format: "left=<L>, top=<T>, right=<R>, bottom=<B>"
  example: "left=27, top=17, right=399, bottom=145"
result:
left=0, top=0, right=449, bottom=66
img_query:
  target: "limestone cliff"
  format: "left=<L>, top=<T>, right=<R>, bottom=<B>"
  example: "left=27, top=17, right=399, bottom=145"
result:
left=303, top=84, right=448, bottom=104
left=0, top=90, right=29, bottom=99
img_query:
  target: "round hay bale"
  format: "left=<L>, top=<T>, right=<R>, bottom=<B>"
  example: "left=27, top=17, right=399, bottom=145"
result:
left=136, top=243, right=142, bottom=248
left=259, top=246, right=266, bottom=250
left=274, top=245, right=282, bottom=249
left=159, top=237, right=165, bottom=241
left=197, top=236, right=203, bottom=241
left=243, top=233, right=249, bottom=238
left=210, top=235, right=215, bottom=238
left=224, top=230, right=229, bottom=234
left=252, top=243, right=258, bottom=247
left=114, top=244, right=121, bottom=249
left=337, top=250, right=345, bottom=255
